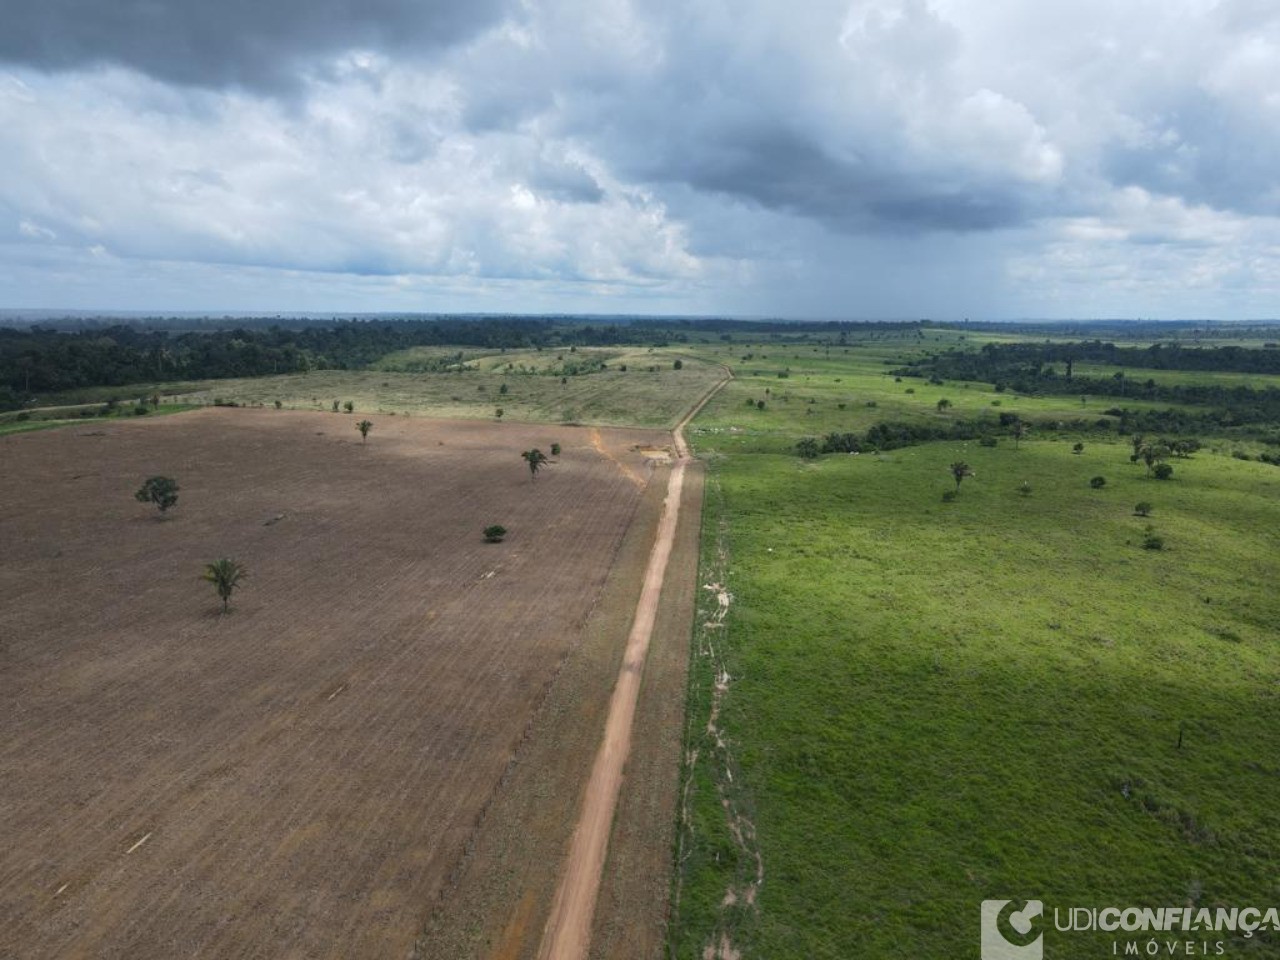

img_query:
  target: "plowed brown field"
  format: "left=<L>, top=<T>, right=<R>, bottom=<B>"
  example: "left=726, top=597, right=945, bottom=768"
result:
left=0, top=408, right=666, bottom=960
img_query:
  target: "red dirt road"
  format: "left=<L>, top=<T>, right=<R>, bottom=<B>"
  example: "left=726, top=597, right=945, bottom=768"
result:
left=535, top=372, right=728, bottom=960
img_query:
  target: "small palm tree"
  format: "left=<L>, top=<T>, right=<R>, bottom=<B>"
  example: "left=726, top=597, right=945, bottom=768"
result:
left=522, top=448, right=550, bottom=481
left=357, top=419, right=372, bottom=442
left=203, top=558, right=246, bottom=614
left=950, top=461, right=973, bottom=491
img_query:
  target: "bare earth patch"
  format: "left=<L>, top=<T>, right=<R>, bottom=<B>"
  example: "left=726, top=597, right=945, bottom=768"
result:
left=0, top=408, right=667, bottom=960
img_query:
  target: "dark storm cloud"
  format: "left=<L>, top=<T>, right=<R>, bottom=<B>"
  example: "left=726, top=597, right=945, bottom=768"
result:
left=635, top=125, right=1030, bottom=232
left=0, top=0, right=513, bottom=90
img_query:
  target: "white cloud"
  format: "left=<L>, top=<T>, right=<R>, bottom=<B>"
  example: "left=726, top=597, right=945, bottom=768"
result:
left=0, top=0, right=1278, bottom=316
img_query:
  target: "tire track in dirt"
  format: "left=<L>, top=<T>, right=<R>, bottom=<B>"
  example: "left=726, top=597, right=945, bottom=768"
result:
left=535, top=371, right=729, bottom=960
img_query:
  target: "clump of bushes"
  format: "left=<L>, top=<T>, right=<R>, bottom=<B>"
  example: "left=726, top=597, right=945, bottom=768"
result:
left=1090, top=476, right=1107, bottom=489
left=1142, top=526, right=1164, bottom=550
left=483, top=525, right=507, bottom=543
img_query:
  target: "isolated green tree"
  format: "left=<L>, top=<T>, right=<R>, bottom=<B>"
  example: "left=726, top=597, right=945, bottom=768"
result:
left=522, top=448, right=550, bottom=481
left=483, top=525, right=507, bottom=543
left=135, top=476, right=179, bottom=516
left=936, top=398, right=952, bottom=412
left=357, top=419, right=372, bottom=442
left=950, top=461, right=973, bottom=491
left=1134, top=501, right=1153, bottom=517
left=1153, top=463, right=1174, bottom=481
left=202, top=558, right=246, bottom=614
left=343, top=400, right=355, bottom=413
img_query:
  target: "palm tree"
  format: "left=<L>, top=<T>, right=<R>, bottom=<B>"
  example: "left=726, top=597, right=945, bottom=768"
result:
left=203, top=558, right=247, bottom=614
left=357, top=419, right=372, bottom=442
left=522, top=448, right=550, bottom=482
left=950, top=461, right=973, bottom=491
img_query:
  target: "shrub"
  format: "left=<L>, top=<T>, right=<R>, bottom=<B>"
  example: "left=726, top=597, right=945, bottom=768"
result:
left=979, top=436, right=998, bottom=448
left=1232, top=450, right=1252, bottom=460
left=15, top=411, right=30, bottom=422
left=483, top=525, right=507, bottom=543
left=673, top=359, right=683, bottom=370
left=1134, top=501, right=1152, bottom=517
left=1152, top=463, right=1174, bottom=480
left=756, top=400, right=766, bottom=410
left=1072, top=442, right=1085, bottom=454
left=1142, top=527, right=1164, bottom=550
left=1018, top=481, right=1032, bottom=497
left=550, top=442, right=561, bottom=456
left=499, top=383, right=510, bottom=395
left=134, top=405, right=149, bottom=416
left=941, top=489, right=958, bottom=503
left=343, top=401, right=354, bottom=413
left=796, top=437, right=820, bottom=459
left=904, top=388, right=915, bottom=394
left=1090, top=476, right=1107, bottom=489
left=274, top=400, right=283, bottom=409
left=135, top=475, right=179, bottom=514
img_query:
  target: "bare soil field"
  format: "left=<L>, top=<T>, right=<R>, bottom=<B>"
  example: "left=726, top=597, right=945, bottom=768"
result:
left=0, top=408, right=668, bottom=960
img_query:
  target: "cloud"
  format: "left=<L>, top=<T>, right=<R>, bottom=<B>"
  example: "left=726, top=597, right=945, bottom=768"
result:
left=0, top=0, right=512, bottom=92
left=1, top=0, right=1279, bottom=317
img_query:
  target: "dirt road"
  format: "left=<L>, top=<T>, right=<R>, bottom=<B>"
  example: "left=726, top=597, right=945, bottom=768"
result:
left=535, top=371, right=729, bottom=960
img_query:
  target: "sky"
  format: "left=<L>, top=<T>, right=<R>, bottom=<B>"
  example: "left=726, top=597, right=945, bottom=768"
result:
left=1, top=0, right=1278, bottom=319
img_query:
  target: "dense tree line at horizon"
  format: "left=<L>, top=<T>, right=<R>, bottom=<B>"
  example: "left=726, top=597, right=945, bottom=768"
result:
left=0, top=318, right=667, bottom=408
left=895, top=341, right=1280, bottom=431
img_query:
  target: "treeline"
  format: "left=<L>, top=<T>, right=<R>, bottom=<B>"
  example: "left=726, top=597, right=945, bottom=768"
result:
left=895, top=342, right=1280, bottom=428
left=0, top=318, right=657, bottom=408
left=903, top=340, right=1280, bottom=379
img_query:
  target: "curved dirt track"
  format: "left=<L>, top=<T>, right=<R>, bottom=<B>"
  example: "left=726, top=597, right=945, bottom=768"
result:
left=536, top=370, right=729, bottom=960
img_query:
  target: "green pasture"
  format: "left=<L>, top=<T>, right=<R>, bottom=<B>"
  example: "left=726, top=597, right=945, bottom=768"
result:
left=672, top=338, right=1280, bottom=958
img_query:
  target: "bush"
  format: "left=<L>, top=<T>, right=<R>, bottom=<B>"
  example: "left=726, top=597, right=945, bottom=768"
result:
left=343, top=401, right=354, bottom=413
left=550, top=442, right=561, bottom=456
left=1018, top=481, right=1032, bottom=497
left=1090, top=476, right=1107, bottom=489
left=979, top=436, right=998, bottom=448
left=1142, top=527, right=1164, bottom=550
left=1072, top=442, right=1085, bottom=454
left=1134, top=501, right=1152, bottom=517
left=673, top=359, right=683, bottom=370
left=14, top=411, right=30, bottom=422
left=796, top=437, right=820, bottom=459
left=1152, top=463, right=1174, bottom=480
left=941, top=489, right=957, bottom=503
left=483, top=525, right=507, bottom=543
left=133, top=405, right=149, bottom=416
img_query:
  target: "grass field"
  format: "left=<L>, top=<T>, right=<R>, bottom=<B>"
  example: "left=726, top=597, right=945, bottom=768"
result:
left=0, top=408, right=671, bottom=960
left=24, top=348, right=723, bottom=431
left=672, top=342, right=1280, bottom=959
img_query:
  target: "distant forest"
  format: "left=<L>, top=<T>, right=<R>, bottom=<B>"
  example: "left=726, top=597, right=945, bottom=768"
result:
left=897, top=340, right=1280, bottom=432
left=0, top=318, right=645, bottom=408
left=0, top=316, right=921, bottom=408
